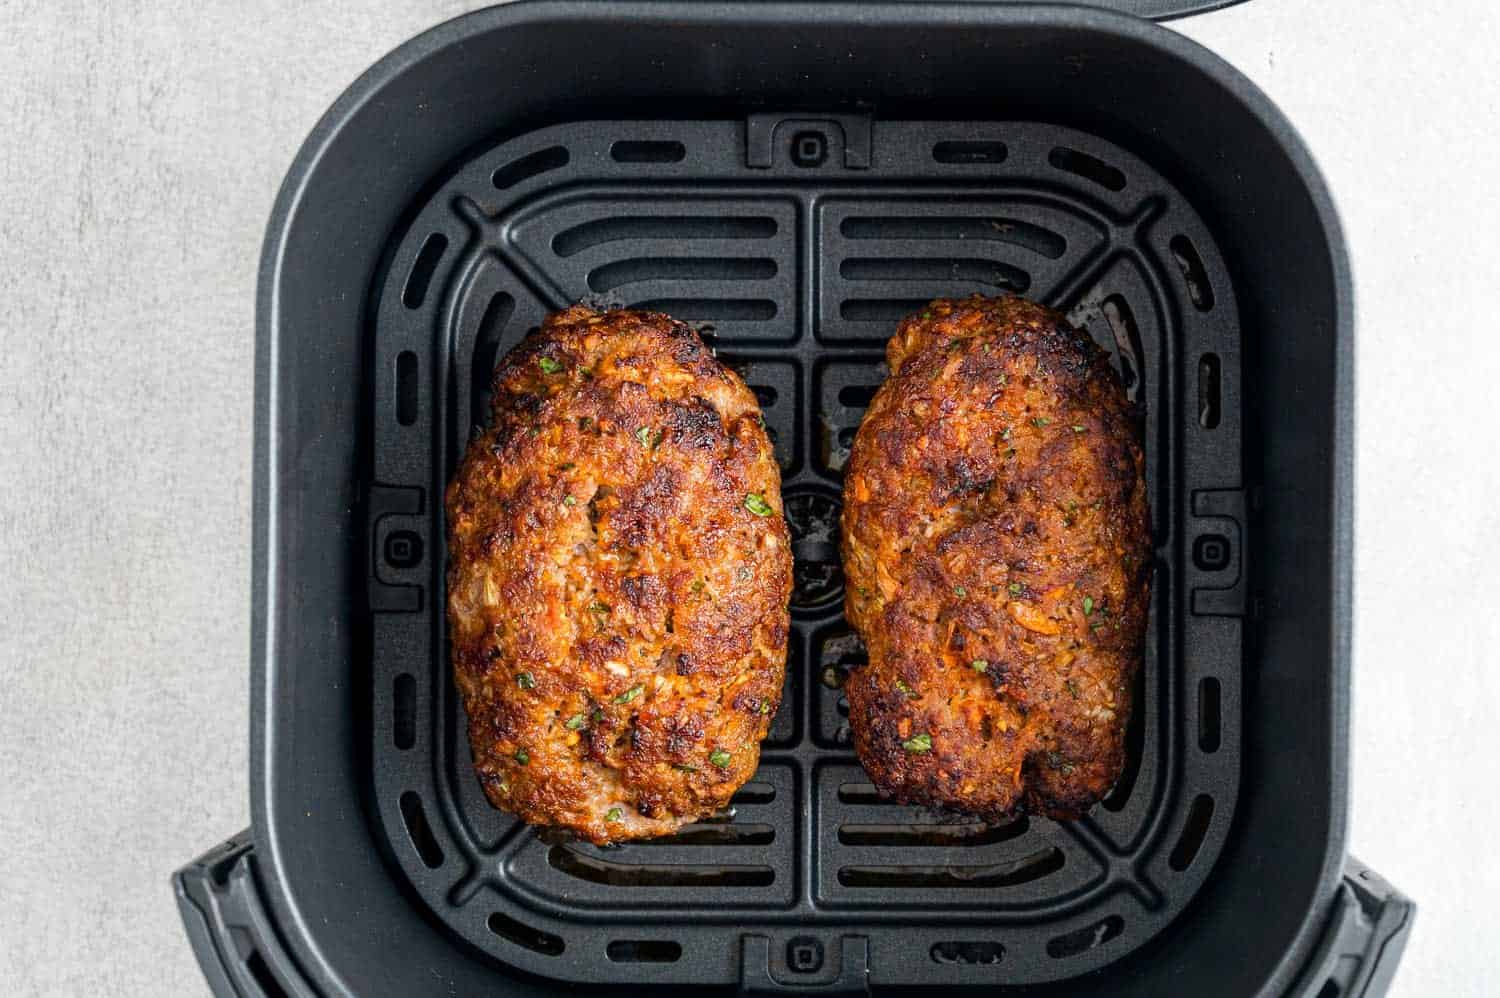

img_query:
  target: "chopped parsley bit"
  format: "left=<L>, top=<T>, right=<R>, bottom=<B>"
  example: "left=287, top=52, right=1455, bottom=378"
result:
left=514, top=747, right=530, bottom=765
left=592, top=709, right=605, bottom=722
left=605, top=806, right=623, bottom=823
left=856, top=585, right=870, bottom=598
left=614, top=684, right=644, bottom=704
left=635, top=426, right=658, bottom=448
left=588, top=601, right=611, bottom=614
left=691, top=579, right=705, bottom=593
left=496, top=780, right=509, bottom=794
left=516, top=672, right=536, bottom=690
left=1083, top=596, right=1095, bottom=616
left=562, top=495, right=576, bottom=506
left=1091, top=621, right=1105, bottom=633
left=558, top=462, right=575, bottom=471
left=1032, top=417, right=1050, bottom=428
left=1008, top=581, right=1024, bottom=596
left=922, top=311, right=933, bottom=319
left=1072, top=424, right=1087, bottom=433
left=673, top=763, right=698, bottom=772
left=1066, top=679, right=1081, bottom=699
left=970, top=659, right=989, bottom=673
left=564, top=713, right=588, bottom=730
left=902, top=732, right=933, bottom=753
left=760, top=701, right=773, bottom=715
left=744, top=493, right=774, bottom=517
left=529, top=427, right=541, bottom=437
left=538, top=356, right=563, bottom=375
left=953, top=585, right=967, bottom=597
left=1001, top=426, right=1012, bottom=441
left=895, top=678, right=918, bottom=698
left=709, top=749, right=732, bottom=769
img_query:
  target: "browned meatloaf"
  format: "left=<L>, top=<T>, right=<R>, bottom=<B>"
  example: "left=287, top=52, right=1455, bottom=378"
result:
left=840, top=295, right=1150, bottom=821
left=445, top=306, right=792, bottom=844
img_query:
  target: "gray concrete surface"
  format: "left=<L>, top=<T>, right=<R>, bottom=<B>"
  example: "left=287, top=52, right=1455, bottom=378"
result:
left=0, top=1, right=1494, bottom=994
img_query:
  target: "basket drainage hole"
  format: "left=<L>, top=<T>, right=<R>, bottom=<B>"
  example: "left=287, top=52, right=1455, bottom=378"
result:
left=394, top=351, right=418, bottom=426
left=1046, top=915, right=1124, bottom=959
left=1169, top=794, right=1215, bottom=871
left=399, top=791, right=444, bottom=869
left=244, top=947, right=289, bottom=998
left=393, top=673, right=416, bottom=750
left=401, top=233, right=448, bottom=309
left=607, top=939, right=682, bottom=963
left=492, top=145, right=569, bottom=190
left=1171, top=235, right=1216, bottom=311
left=1198, top=677, right=1221, bottom=753
left=930, top=940, right=1005, bottom=965
left=488, top=912, right=565, bottom=956
left=1048, top=146, right=1126, bottom=192
left=837, top=384, right=878, bottom=409
left=611, top=140, right=686, bottom=163
left=1198, top=353, right=1221, bottom=429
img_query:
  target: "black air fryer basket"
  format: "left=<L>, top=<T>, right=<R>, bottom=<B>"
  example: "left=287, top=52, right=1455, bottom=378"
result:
left=175, top=2, right=1414, bottom=995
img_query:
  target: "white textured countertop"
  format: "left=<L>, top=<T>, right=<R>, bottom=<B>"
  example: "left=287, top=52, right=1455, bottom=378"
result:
left=0, top=1, right=1494, bottom=994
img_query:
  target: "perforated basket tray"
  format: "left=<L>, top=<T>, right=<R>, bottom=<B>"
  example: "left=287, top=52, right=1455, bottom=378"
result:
left=176, top=3, right=1413, bottom=996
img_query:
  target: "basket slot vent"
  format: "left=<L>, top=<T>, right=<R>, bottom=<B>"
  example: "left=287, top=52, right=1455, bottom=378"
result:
left=244, top=949, right=289, bottom=998
left=1102, top=294, right=1143, bottom=396
left=839, top=257, right=1030, bottom=292
left=610, top=140, right=687, bottom=164
left=630, top=298, right=777, bottom=321
left=548, top=845, right=774, bottom=887
left=930, top=940, right=1005, bottom=965
left=632, top=823, right=774, bottom=846
left=932, top=141, right=1008, bottom=165
left=394, top=351, right=418, bottom=427
left=837, top=384, right=878, bottom=409
left=471, top=291, right=516, bottom=427
left=402, top=233, right=448, bottom=309
left=392, top=673, right=416, bottom=750
left=732, top=781, right=776, bottom=806
left=1199, top=677, right=1222, bottom=752
left=1198, top=353, right=1222, bottom=429
left=748, top=383, right=779, bottom=407
left=488, top=912, right=565, bottom=956
left=840, top=216, right=1064, bottom=259
left=1170, top=235, right=1215, bottom=310
left=1316, top=981, right=1342, bottom=998
left=492, top=146, right=569, bottom=190
left=839, top=298, right=935, bottom=322
left=1045, top=915, right=1124, bottom=958
left=1169, top=794, right=1215, bottom=871
left=837, top=846, right=1063, bottom=888
left=837, top=817, right=1029, bottom=847
left=606, top=939, right=683, bottom=963
left=553, top=216, right=777, bottom=257
left=837, top=783, right=885, bottom=806
left=1047, top=147, right=1126, bottom=192
left=588, top=257, right=777, bottom=292
left=399, top=791, right=443, bottom=869
left=1101, top=659, right=1146, bottom=812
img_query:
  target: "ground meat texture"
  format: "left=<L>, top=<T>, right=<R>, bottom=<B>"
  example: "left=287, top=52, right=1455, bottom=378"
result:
left=840, top=295, right=1150, bottom=821
left=445, top=306, right=792, bottom=844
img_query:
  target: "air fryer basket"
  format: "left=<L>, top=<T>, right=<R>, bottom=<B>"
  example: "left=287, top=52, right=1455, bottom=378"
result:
left=176, top=3, right=1412, bottom=996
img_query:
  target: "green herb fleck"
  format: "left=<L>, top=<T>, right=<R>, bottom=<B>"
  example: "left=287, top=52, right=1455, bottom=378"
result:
left=1072, top=424, right=1086, bottom=433
left=709, top=749, right=732, bottom=769
left=953, top=585, right=967, bottom=597
left=970, top=659, right=989, bottom=673
left=1032, top=417, right=1050, bottom=428
left=1083, top=596, right=1094, bottom=616
left=538, top=356, right=563, bottom=375
left=1008, top=581, right=1024, bottom=596
left=614, top=684, right=644, bottom=704
left=1001, top=427, right=1012, bottom=441
left=605, top=806, right=623, bottom=822
left=588, top=601, right=611, bottom=614
left=902, top=732, right=933, bottom=753
left=635, top=426, right=658, bottom=448
left=895, top=678, right=917, bottom=698
left=516, top=672, right=536, bottom=690
left=744, top=493, right=774, bottom=517
left=562, top=494, right=577, bottom=506
left=1066, top=679, right=1081, bottom=699
left=922, top=311, right=933, bottom=319
left=592, top=709, right=605, bottom=722
left=760, top=700, right=773, bottom=715
left=558, top=462, right=575, bottom=471
left=691, top=579, right=705, bottom=593
left=514, top=747, right=530, bottom=765
left=564, top=713, right=588, bottom=730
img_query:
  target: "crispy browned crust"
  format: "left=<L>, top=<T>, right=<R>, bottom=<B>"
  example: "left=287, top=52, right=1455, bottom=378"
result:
left=840, top=295, right=1150, bottom=821
left=445, top=306, right=792, bottom=844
